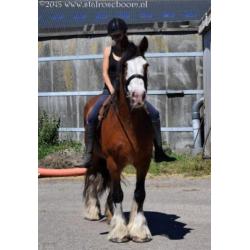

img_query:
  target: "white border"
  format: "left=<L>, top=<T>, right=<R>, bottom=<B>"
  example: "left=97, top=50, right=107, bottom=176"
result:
left=1, top=0, right=37, bottom=249
left=212, top=1, right=250, bottom=249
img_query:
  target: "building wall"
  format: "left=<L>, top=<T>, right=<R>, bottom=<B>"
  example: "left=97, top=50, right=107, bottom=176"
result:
left=38, top=33, right=203, bottom=153
left=203, top=28, right=211, bottom=157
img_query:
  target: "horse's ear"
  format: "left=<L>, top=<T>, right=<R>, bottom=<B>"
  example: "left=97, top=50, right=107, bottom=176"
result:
left=139, top=36, right=148, bottom=55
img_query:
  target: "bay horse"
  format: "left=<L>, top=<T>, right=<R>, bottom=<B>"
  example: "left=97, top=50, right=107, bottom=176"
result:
left=83, top=37, right=153, bottom=243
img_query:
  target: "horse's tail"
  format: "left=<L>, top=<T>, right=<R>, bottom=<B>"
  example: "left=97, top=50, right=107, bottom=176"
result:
left=83, top=157, right=111, bottom=200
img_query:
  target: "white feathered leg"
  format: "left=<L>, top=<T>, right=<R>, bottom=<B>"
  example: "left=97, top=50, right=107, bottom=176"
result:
left=108, top=203, right=129, bottom=243
left=84, top=179, right=101, bottom=221
left=128, top=200, right=152, bottom=242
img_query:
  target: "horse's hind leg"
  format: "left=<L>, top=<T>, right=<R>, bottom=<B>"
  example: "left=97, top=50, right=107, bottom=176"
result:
left=128, top=163, right=152, bottom=242
left=83, top=157, right=109, bottom=221
left=106, top=157, right=129, bottom=243
left=84, top=173, right=101, bottom=221
left=104, top=190, right=113, bottom=224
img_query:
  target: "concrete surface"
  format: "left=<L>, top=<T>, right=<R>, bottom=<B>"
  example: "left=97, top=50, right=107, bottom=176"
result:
left=39, top=176, right=210, bottom=250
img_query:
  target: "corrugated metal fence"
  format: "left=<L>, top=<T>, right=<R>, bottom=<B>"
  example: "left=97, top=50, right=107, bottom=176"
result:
left=38, top=51, right=204, bottom=133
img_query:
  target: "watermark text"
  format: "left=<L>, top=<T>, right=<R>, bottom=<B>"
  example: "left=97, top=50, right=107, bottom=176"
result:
left=39, top=0, right=148, bottom=9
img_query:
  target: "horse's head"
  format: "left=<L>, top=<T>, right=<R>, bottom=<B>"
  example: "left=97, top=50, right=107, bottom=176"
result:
left=122, top=37, right=149, bottom=109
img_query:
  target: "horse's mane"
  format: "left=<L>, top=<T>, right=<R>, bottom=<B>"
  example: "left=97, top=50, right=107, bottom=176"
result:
left=121, top=41, right=138, bottom=65
left=121, top=41, right=148, bottom=91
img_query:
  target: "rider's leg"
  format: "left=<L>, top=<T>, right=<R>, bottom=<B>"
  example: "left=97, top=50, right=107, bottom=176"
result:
left=76, top=94, right=109, bottom=168
left=144, top=101, right=176, bottom=162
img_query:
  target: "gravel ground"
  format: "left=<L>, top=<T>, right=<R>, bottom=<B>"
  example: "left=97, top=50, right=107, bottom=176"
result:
left=39, top=176, right=210, bottom=250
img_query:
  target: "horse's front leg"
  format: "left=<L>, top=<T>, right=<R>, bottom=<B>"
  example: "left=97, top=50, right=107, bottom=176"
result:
left=107, top=157, right=129, bottom=243
left=128, top=164, right=152, bottom=242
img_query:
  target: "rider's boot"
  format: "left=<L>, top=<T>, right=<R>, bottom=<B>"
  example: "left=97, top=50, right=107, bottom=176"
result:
left=75, top=123, right=96, bottom=168
left=152, top=119, right=176, bottom=163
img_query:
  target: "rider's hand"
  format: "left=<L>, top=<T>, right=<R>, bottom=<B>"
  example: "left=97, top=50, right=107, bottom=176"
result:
left=110, top=87, right=115, bottom=95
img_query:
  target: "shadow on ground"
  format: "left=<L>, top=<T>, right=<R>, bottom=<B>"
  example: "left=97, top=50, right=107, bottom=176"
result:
left=121, top=211, right=192, bottom=240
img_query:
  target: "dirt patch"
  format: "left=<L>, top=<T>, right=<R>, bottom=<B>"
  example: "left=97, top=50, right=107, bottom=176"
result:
left=39, top=149, right=83, bottom=169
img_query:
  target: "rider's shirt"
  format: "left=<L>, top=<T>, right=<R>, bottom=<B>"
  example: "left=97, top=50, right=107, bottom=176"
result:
left=103, top=46, right=120, bottom=94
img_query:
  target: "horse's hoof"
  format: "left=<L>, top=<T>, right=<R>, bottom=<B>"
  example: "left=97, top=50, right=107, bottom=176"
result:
left=109, top=236, right=130, bottom=243
left=84, top=217, right=100, bottom=221
left=84, top=210, right=102, bottom=221
left=84, top=213, right=102, bottom=221
left=131, top=236, right=152, bottom=243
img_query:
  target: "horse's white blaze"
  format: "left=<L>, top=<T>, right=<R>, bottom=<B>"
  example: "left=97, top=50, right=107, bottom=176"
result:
left=126, top=56, right=147, bottom=96
left=128, top=79, right=145, bottom=95
left=108, top=203, right=129, bottom=241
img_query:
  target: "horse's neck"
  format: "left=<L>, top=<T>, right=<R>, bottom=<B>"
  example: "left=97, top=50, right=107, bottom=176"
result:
left=117, top=85, right=131, bottom=119
left=117, top=85, right=143, bottom=128
left=115, top=82, right=152, bottom=147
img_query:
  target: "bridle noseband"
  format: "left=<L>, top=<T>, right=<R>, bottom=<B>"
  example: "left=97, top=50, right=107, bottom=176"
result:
left=126, top=74, right=146, bottom=85
left=125, top=74, right=147, bottom=93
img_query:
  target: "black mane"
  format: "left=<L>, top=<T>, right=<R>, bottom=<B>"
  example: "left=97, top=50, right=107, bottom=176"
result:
left=121, top=41, right=138, bottom=64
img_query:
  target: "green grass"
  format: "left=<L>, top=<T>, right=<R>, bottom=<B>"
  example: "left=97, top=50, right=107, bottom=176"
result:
left=124, top=153, right=211, bottom=177
left=38, top=140, right=82, bottom=160
left=38, top=141, right=210, bottom=177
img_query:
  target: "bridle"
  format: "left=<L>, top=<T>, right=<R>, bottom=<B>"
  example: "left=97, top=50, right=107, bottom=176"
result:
left=125, top=73, right=148, bottom=94
left=111, top=72, right=148, bottom=154
left=126, top=74, right=146, bottom=86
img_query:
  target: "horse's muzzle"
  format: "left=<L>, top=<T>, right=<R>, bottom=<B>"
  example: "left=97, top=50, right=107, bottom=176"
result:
left=131, top=91, right=146, bottom=109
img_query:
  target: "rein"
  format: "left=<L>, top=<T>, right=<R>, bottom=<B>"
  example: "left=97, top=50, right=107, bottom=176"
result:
left=109, top=71, right=147, bottom=154
left=110, top=94, right=137, bottom=154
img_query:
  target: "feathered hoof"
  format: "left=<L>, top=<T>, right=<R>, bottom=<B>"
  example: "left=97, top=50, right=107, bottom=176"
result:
left=109, top=236, right=130, bottom=243
left=84, top=212, right=101, bottom=221
left=84, top=216, right=101, bottom=221
left=108, top=223, right=129, bottom=243
left=131, top=235, right=152, bottom=243
left=84, top=205, right=101, bottom=221
left=128, top=212, right=152, bottom=243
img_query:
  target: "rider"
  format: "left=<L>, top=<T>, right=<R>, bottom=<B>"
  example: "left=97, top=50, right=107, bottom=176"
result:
left=77, top=18, right=175, bottom=168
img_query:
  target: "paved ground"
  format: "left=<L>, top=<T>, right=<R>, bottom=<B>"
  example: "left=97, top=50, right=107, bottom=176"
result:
left=39, top=176, right=210, bottom=250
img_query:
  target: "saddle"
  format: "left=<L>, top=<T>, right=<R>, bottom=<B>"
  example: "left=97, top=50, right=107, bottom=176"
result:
left=97, top=95, right=113, bottom=124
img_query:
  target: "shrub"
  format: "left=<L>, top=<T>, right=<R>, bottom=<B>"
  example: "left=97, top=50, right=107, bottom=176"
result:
left=38, top=111, right=60, bottom=146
